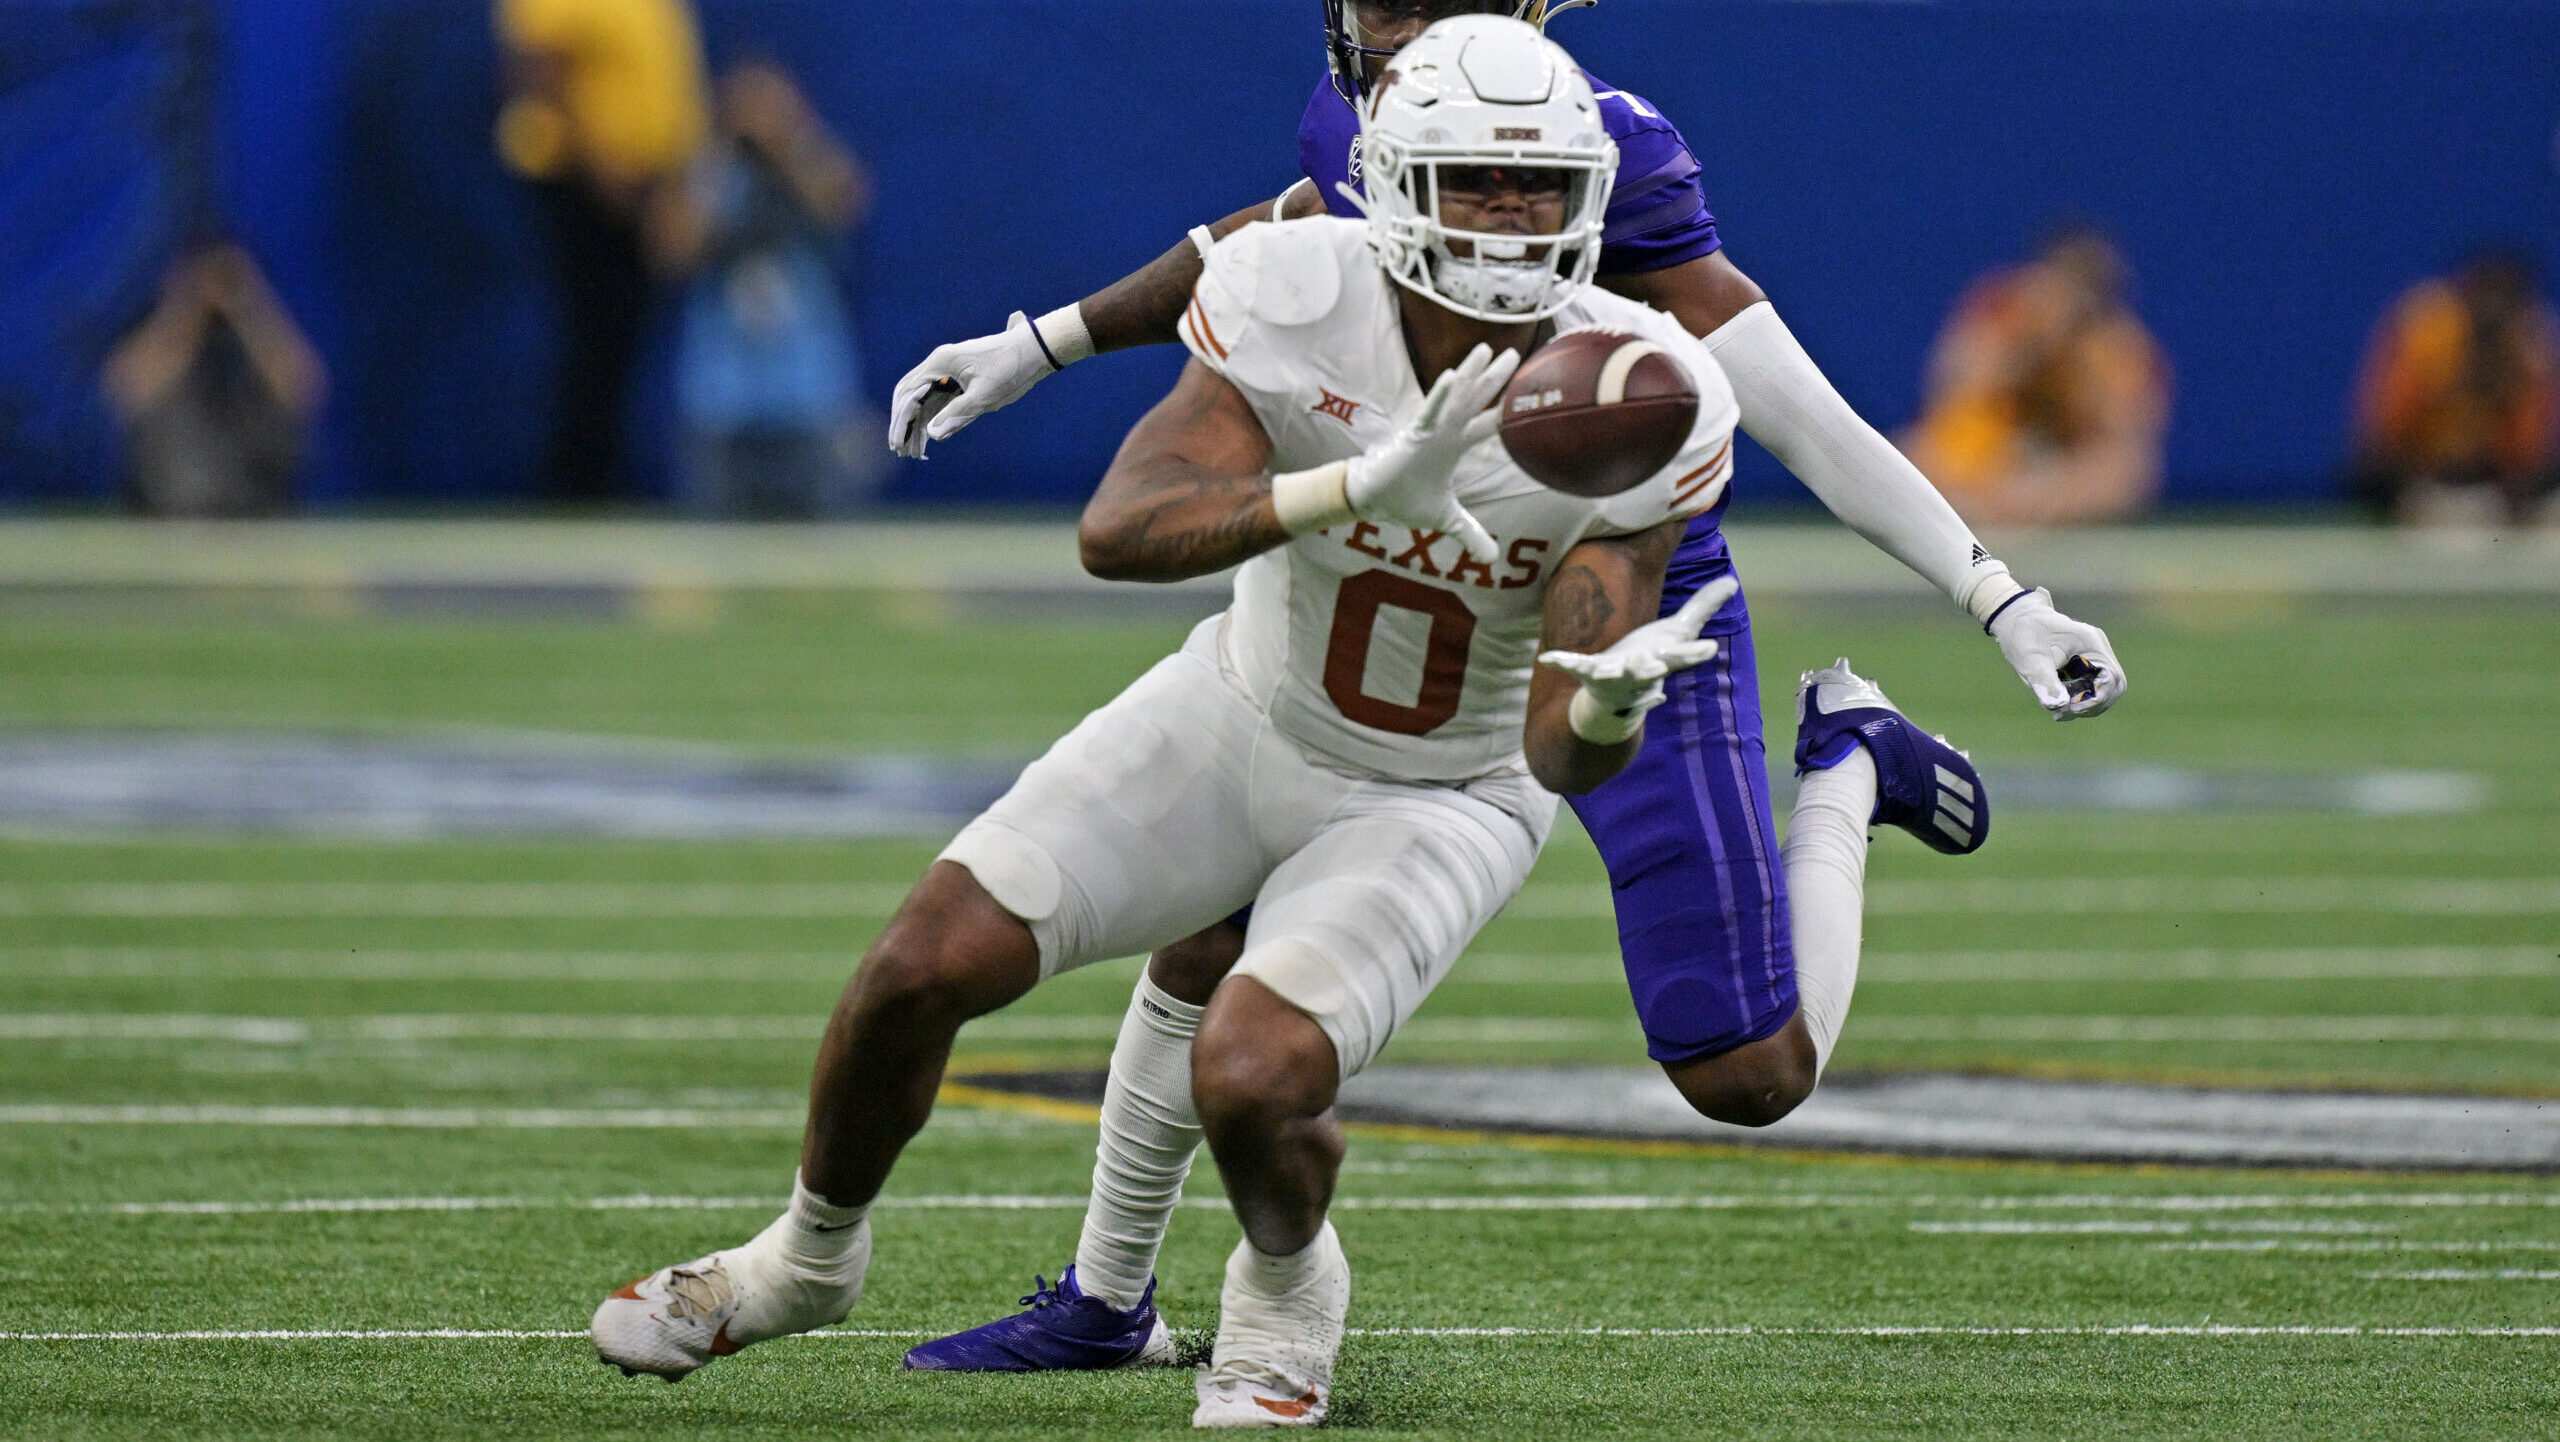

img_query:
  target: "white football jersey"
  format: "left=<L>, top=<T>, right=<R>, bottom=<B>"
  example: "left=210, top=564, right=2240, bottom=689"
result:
left=1177, top=217, right=1740, bottom=782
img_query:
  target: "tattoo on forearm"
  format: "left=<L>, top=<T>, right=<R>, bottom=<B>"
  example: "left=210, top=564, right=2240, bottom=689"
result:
left=1545, top=563, right=1618, bottom=651
left=1110, top=472, right=1287, bottom=576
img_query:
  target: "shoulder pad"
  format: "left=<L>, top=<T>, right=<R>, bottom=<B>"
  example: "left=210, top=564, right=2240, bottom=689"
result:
left=1223, top=222, right=1344, bottom=329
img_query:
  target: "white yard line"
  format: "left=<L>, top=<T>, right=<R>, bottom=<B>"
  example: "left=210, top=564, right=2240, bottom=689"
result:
left=6, top=943, right=2554, bottom=984
left=0, top=1104, right=1067, bottom=1133
left=0, top=1105, right=812, bottom=1128
left=2359, top=1270, right=2560, bottom=1281
left=11, top=1011, right=2557, bottom=1046
left=1, top=1325, right=2554, bottom=1343
left=0, top=1015, right=317, bottom=1043
left=1914, top=1220, right=2196, bottom=1235
left=10, top=1195, right=786, bottom=1215
left=1450, top=946, right=2560, bottom=985
left=2157, top=1241, right=2560, bottom=1253
left=1911, top=1221, right=2392, bottom=1236
left=1502, top=878, right=2560, bottom=919
left=0, top=948, right=851, bottom=981
left=1851, top=1016, right=2560, bottom=1043
left=1861, top=946, right=2560, bottom=983
left=0, top=876, right=2552, bottom=918
left=0, top=1329, right=598, bottom=1341
left=0, top=882, right=911, bottom=918
left=1337, top=1325, right=2560, bottom=1338
left=0, top=1012, right=1630, bottom=1045
left=0, top=1013, right=1109, bottom=1043
left=10, top=1193, right=2554, bottom=1216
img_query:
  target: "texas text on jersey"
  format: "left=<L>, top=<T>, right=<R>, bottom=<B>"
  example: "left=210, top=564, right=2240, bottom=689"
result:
left=1177, top=217, right=1738, bottom=782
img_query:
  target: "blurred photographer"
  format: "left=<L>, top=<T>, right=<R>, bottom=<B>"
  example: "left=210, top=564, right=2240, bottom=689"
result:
left=1902, top=228, right=2172, bottom=527
left=2350, top=251, right=2560, bottom=527
left=649, top=61, right=875, bottom=517
left=102, top=242, right=325, bottom=517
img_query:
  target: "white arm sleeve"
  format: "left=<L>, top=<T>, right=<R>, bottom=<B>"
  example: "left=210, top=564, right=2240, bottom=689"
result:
left=1704, top=301, right=2023, bottom=623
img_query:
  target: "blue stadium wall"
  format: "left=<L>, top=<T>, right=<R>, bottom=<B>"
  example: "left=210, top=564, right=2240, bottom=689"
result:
left=3, top=0, right=2555, bottom=510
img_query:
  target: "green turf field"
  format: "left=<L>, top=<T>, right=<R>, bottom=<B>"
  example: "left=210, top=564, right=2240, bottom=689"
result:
left=1, top=560, right=2554, bottom=1437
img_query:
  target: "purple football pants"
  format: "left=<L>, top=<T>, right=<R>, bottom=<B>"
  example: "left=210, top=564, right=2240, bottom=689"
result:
left=1564, top=558, right=1799, bottom=1065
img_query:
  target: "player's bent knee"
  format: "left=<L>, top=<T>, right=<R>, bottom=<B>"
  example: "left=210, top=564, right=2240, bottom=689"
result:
left=1660, top=1022, right=1818, bottom=1128
left=1192, top=977, right=1340, bottom=1133
left=851, top=862, right=1040, bottom=1025
left=1146, top=920, right=1247, bottom=1007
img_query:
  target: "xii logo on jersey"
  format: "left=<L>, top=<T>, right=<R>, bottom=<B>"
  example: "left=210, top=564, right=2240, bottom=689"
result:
left=1311, top=388, right=1363, bottom=426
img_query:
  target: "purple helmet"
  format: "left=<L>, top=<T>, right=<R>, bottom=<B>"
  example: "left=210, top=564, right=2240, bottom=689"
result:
left=1321, top=0, right=1594, bottom=103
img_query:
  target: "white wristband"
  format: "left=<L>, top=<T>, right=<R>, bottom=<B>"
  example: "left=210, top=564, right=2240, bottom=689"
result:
left=1270, top=461, right=1355, bottom=535
left=1188, top=225, right=1219, bottom=264
left=1960, top=563, right=2025, bottom=626
left=1566, top=686, right=1648, bottom=745
left=1029, top=305, right=1095, bottom=369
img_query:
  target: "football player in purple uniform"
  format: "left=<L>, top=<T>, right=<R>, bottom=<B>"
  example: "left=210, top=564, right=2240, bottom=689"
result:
left=883, top=0, right=2126, bottom=1373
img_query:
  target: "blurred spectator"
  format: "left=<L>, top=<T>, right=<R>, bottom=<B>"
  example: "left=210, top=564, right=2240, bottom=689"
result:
left=1902, top=228, right=2173, bottom=526
left=649, top=61, right=877, bottom=517
left=2350, top=251, right=2560, bottom=527
left=101, top=242, right=325, bottom=517
left=494, top=0, right=709, bottom=506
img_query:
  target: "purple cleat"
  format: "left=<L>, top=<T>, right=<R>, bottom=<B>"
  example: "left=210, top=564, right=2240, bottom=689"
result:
left=902, top=1266, right=1176, bottom=1372
left=1794, top=658, right=1989, bottom=856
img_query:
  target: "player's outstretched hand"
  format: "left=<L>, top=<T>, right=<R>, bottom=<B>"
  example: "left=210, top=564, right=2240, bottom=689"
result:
left=1539, top=576, right=1741, bottom=725
left=1989, top=586, right=2127, bottom=720
left=887, top=312, right=1054, bottom=458
left=1343, top=343, right=1518, bottom=566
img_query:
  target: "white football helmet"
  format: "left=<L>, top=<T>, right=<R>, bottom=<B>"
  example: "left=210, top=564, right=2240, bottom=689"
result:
left=1356, top=15, right=1616, bottom=324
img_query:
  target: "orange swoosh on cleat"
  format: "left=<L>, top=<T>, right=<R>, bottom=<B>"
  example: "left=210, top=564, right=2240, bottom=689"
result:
left=1253, top=1389, right=1320, bottom=1418
left=709, top=1323, right=743, bottom=1357
left=611, top=1279, right=646, bottom=1300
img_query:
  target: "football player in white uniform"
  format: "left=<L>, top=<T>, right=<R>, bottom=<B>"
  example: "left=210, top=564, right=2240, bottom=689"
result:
left=890, top=0, right=2125, bottom=1381
left=594, top=19, right=1760, bottom=1425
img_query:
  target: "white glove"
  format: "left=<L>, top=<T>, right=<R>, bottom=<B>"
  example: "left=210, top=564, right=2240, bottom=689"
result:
left=1342, top=343, right=1518, bottom=565
left=887, top=310, right=1058, bottom=459
left=1988, top=586, right=2127, bottom=720
left=1539, top=576, right=1741, bottom=743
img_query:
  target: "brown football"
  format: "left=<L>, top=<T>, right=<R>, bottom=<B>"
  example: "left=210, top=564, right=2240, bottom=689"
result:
left=1495, top=329, right=1699, bottom=498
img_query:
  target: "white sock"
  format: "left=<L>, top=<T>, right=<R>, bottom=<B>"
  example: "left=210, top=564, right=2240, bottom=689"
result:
left=770, top=1171, right=869, bottom=1273
left=1784, top=747, right=1875, bottom=1073
left=1072, top=974, right=1205, bottom=1310
left=1214, top=1223, right=1349, bottom=1385
left=1236, top=1225, right=1336, bottom=1298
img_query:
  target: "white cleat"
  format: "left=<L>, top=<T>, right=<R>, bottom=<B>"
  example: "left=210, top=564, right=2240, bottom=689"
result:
left=1194, top=1359, right=1332, bottom=1428
left=1192, top=1224, right=1349, bottom=1428
left=591, top=1215, right=869, bottom=1381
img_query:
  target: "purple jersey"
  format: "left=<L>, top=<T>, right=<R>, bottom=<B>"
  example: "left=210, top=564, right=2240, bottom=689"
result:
left=1294, top=73, right=1722, bottom=277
